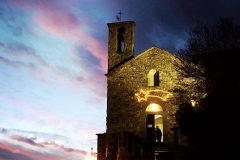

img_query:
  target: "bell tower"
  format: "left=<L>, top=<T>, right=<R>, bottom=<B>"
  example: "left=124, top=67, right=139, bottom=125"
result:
left=107, top=21, right=135, bottom=71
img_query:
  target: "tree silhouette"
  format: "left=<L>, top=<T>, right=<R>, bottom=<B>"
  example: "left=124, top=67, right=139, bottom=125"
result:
left=175, top=17, right=240, bottom=159
left=175, top=17, right=240, bottom=96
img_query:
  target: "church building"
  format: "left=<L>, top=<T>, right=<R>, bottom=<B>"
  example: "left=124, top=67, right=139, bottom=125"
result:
left=96, top=21, right=185, bottom=160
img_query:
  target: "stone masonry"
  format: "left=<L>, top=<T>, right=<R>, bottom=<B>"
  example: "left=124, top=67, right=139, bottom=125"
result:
left=106, top=46, right=182, bottom=159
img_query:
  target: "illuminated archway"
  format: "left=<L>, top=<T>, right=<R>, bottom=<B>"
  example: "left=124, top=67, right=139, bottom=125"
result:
left=145, top=104, right=164, bottom=142
left=146, top=103, right=163, bottom=112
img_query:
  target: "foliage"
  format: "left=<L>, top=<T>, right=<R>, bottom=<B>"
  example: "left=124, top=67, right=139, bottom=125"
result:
left=175, top=17, right=240, bottom=96
left=176, top=103, right=198, bottom=135
left=175, top=103, right=201, bottom=145
left=175, top=17, right=240, bottom=158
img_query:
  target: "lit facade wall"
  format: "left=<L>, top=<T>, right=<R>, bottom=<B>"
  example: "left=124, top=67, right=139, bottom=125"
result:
left=106, top=45, right=181, bottom=160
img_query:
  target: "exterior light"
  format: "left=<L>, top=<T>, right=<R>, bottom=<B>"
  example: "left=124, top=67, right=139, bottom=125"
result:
left=135, top=89, right=173, bottom=102
left=88, top=154, right=97, bottom=160
left=146, top=103, right=163, bottom=112
left=190, top=100, right=196, bottom=107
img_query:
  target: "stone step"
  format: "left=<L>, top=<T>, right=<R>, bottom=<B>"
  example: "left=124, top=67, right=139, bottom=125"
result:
left=154, top=146, right=190, bottom=160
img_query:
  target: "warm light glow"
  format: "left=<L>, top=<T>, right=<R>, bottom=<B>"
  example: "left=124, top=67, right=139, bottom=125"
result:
left=135, top=89, right=149, bottom=101
left=149, top=69, right=157, bottom=75
left=155, top=115, right=162, bottom=118
left=88, top=153, right=97, bottom=160
left=148, top=69, right=157, bottom=86
left=190, top=100, right=196, bottom=107
left=135, top=89, right=173, bottom=102
left=146, top=103, right=163, bottom=112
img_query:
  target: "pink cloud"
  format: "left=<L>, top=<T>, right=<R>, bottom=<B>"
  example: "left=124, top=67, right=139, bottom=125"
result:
left=41, top=141, right=87, bottom=154
left=73, top=71, right=107, bottom=96
left=7, top=0, right=108, bottom=96
left=34, top=2, right=108, bottom=71
left=16, top=102, right=78, bottom=127
left=9, top=0, right=108, bottom=72
left=5, top=0, right=107, bottom=102
left=0, top=134, right=89, bottom=160
left=9, top=135, right=87, bottom=155
left=0, top=142, right=72, bottom=160
left=8, top=0, right=32, bottom=10
left=34, top=0, right=80, bottom=36
left=10, top=136, right=45, bottom=148
left=0, top=42, right=59, bottom=81
left=86, top=73, right=107, bottom=96
left=0, top=94, right=75, bottom=129
left=1, top=41, right=107, bottom=96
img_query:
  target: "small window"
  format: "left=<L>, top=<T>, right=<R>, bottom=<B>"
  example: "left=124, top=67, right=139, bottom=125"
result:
left=117, top=27, right=125, bottom=52
left=148, top=69, right=159, bottom=86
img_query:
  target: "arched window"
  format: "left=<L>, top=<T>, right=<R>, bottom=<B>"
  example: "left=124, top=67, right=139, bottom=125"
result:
left=117, top=27, right=125, bottom=52
left=147, top=69, right=159, bottom=86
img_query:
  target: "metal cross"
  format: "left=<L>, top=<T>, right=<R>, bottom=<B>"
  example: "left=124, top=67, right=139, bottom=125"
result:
left=116, top=10, right=122, bottom=22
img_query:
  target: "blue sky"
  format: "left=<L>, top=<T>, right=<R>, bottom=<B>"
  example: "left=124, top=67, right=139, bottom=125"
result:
left=1, top=0, right=240, bottom=160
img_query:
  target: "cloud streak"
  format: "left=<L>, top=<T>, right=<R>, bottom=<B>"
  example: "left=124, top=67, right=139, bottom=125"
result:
left=0, top=41, right=107, bottom=97
left=0, top=142, right=81, bottom=160
left=10, top=136, right=45, bottom=148
left=34, top=0, right=108, bottom=71
left=9, top=0, right=108, bottom=72
left=2, top=0, right=108, bottom=97
left=0, top=129, right=89, bottom=160
left=0, top=146, right=34, bottom=160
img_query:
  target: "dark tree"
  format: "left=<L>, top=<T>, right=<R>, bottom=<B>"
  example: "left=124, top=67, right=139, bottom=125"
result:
left=175, top=17, right=240, bottom=96
left=175, top=17, right=240, bottom=159
left=175, top=103, right=200, bottom=146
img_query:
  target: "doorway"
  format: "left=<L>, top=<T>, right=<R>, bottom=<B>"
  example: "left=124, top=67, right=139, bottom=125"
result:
left=155, top=114, right=163, bottom=142
left=146, top=114, right=155, bottom=143
left=145, top=103, right=163, bottom=143
left=146, top=114, right=164, bottom=142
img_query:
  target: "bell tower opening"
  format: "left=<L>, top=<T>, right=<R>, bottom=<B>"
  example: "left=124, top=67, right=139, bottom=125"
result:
left=117, top=27, right=125, bottom=52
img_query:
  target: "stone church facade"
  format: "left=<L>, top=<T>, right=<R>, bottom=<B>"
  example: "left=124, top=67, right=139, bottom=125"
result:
left=96, top=21, right=186, bottom=160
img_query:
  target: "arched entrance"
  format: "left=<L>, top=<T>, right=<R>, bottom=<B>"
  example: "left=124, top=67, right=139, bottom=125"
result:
left=145, top=103, right=163, bottom=143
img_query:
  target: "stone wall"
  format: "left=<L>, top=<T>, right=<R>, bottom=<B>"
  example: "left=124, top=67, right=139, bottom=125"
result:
left=106, top=46, right=182, bottom=159
left=96, top=133, right=106, bottom=160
